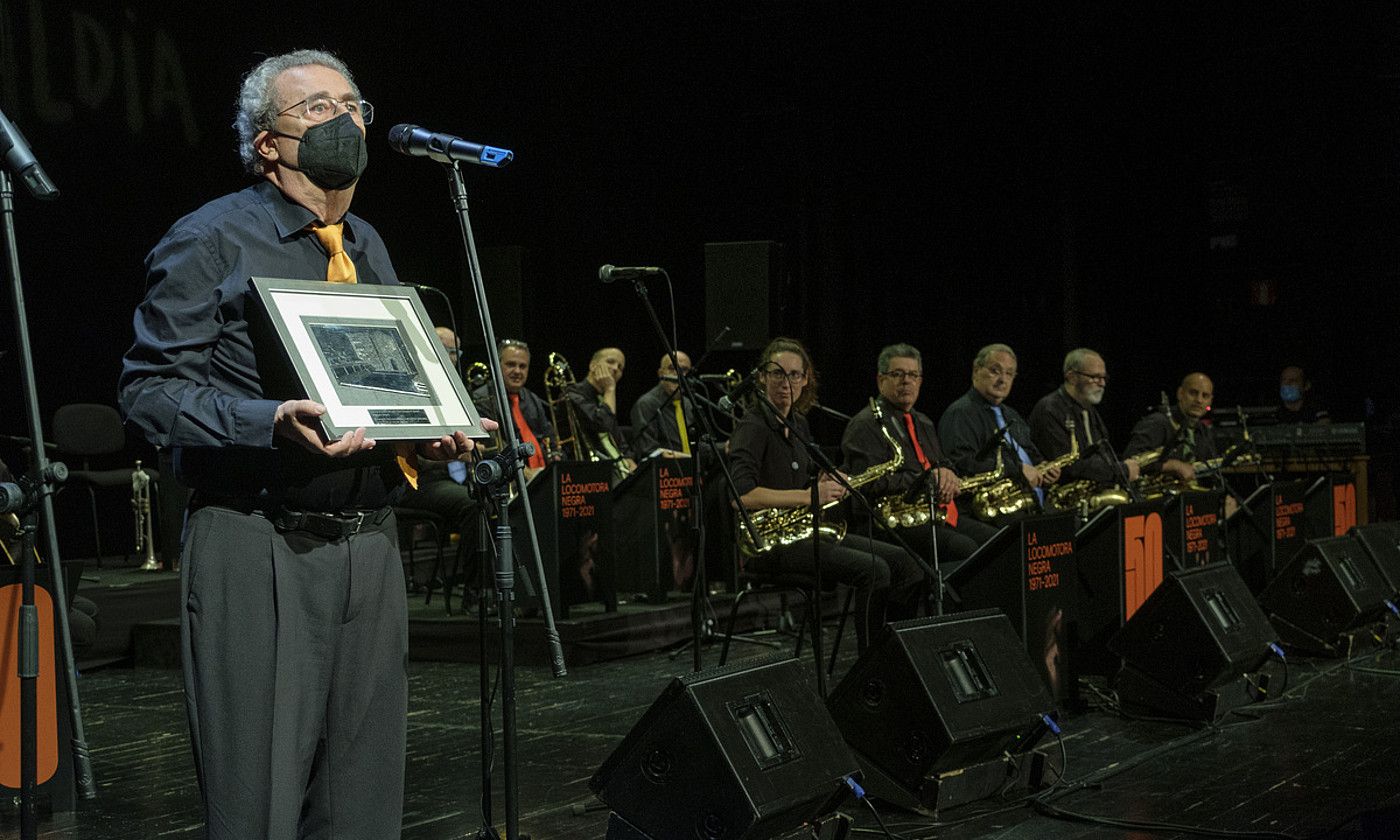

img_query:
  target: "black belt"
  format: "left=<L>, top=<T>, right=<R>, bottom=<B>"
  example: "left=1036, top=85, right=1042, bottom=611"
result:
left=266, top=507, right=393, bottom=541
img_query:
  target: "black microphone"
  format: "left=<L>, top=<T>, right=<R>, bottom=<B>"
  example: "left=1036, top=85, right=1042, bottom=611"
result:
left=386, top=124, right=514, bottom=167
left=973, top=424, right=1011, bottom=462
left=902, top=465, right=941, bottom=504
left=717, top=370, right=761, bottom=413
left=0, top=461, right=67, bottom=514
left=0, top=107, right=58, bottom=200
left=472, top=442, right=536, bottom=487
left=598, top=264, right=663, bottom=283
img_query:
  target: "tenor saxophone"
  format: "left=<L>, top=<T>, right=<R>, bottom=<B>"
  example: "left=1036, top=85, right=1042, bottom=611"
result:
left=1045, top=446, right=1164, bottom=514
left=1133, top=447, right=1259, bottom=500
left=971, top=418, right=1081, bottom=520
left=739, top=398, right=903, bottom=557
left=874, top=446, right=1003, bottom=530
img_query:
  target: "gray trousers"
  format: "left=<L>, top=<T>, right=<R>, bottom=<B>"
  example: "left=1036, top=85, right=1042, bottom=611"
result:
left=181, top=505, right=408, bottom=840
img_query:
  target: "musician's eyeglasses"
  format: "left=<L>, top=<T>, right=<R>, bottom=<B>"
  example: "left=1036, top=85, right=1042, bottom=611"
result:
left=981, top=365, right=1017, bottom=380
left=1071, top=370, right=1109, bottom=384
left=763, top=367, right=808, bottom=384
left=880, top=370, right=923, bottom=382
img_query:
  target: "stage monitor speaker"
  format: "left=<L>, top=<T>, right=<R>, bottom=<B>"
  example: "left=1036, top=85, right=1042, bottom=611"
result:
left=825, top=609, right=1052, bottom=808
left=705, top=241, right=782, bottom=352
left=1259, top=534, right=1391, bottom=653
left=1108, top=562, right=1277, bottom=720
left=1350, top=523, right=1400, bottom=597
left=590, top=656, right=857, bottom=840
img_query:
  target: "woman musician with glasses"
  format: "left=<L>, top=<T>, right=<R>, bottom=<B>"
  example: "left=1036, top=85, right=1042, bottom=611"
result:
left=727, top=337, right=921, bottom=653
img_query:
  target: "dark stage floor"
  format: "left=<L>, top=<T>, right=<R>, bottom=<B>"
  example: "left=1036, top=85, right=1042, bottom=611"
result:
left=6, top=637, right=1400, bottom=839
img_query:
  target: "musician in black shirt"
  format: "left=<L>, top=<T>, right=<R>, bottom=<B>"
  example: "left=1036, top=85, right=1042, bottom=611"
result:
left=729, top=338, right=920, bottom=652
left=841, top=344, right=997, bottom=574
left=1124, top=372, right=1216, bottom=473
left=938, top=344, right=1060, bottom=517
left=1029, top=348, right=1140, bottom=486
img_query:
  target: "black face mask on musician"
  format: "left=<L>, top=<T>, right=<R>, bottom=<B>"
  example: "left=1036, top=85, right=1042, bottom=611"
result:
left=272, top=112, right=368, bottom=190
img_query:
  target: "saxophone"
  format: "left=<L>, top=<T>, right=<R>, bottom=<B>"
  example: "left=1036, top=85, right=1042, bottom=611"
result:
left=1134, top=447, right=1259, bottom=500
left=739, top=399, right=903, bottom=558
left=875, top=446, right=1003, bottom=530
left=970, top=418, right=1081, bottom=520
left=1046, top=446, right=1164, bottom=514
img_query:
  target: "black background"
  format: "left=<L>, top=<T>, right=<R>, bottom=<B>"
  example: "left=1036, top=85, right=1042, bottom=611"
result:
left=3, top=2, right=1398, bottom=475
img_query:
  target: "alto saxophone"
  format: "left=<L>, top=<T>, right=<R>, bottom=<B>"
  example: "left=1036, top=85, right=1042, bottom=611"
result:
left=971, top=418, right=1081, bottom=520
left=875, top=446, right=1003, bottom=530
left=739, top=398, right=903, bottom=558
left=1046, top=446, right=1164, bottom=514
left=132, top=459, right=159, bottom=571
left=1133, top=447, right=1259, bottom=500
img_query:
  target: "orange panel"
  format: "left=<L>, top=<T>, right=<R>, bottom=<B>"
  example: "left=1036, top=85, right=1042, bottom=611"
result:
left=1123, top=513, right=1164, bottom=621
left=0, top=583, right=59, bottom=788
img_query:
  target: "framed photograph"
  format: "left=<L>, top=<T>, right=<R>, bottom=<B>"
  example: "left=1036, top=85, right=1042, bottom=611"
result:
left=250, top=277, right=488, bottom=441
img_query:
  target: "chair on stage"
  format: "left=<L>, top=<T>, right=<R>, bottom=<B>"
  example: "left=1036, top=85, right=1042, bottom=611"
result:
left=51, top=403, right=154, bottom=566
left=718, top=556, right=856, bottom=679
left=393, top=506, right=452, bottom=604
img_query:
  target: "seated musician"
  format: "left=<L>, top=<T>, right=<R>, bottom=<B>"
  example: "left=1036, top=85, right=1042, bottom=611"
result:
left=629, top=351, right=695, bottom=458
left=1276, top=365, right=1330, bottom=424
left=841, top=343, right=998, bottom=571
left=1124, top=372, right=1216, bottom=480
left=396, top=327, right=481, bottom=586
left=563, top=346, right=636, bottom=476
left=1029, top=347, right=1140, bottom=488
left=729, top=337, right=921, bottom=652
left=938, top=343, right=1060, bottom=518
left=470, top=338, right=555, bottom=480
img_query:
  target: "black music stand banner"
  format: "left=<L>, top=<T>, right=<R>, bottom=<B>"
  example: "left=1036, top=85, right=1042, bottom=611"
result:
left=511, top=460, right=617, bottom=618
left=613, top=458, right=698, bottom=603
left=951, top=512, right=1077, bottom=701
left=1169, top=490, right=1225, bottom=568
left=1072, top=499, right=1173, bottom=676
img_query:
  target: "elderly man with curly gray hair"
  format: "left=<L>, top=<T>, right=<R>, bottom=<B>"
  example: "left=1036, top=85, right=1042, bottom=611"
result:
left=119, top=49, right=484, bottom=839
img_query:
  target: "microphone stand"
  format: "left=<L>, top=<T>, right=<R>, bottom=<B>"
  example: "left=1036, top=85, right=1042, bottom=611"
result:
left=442, top=161, right=563, bottom=840
left=2, top=163, right=97, bottom=833
left=619, top=272, right=759, bottom=673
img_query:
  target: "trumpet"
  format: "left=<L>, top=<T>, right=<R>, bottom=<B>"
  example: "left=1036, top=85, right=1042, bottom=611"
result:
left=466, top=361, right=491, bottom=391
left=132, top=459, right=159, bottom=571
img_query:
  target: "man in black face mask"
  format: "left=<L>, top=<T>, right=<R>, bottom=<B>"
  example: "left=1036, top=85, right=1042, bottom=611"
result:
left=118, top=50, right=485, bottom=840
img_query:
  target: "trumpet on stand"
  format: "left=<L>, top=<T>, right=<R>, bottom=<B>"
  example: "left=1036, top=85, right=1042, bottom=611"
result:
left=132, top=460, right=160, bottom=571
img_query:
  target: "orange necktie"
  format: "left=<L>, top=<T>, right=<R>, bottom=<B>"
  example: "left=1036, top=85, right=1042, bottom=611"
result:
left=311, top=222, right=357, bottom=284
left=311, top=223, right=420, bottom=486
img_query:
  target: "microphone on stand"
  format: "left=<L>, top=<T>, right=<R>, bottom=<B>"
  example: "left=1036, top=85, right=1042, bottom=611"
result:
left=717, top=369, right=761, bottom=413
left=598, top=265, right=663, bottom=283
left=387, top=124, right=514, bottom=167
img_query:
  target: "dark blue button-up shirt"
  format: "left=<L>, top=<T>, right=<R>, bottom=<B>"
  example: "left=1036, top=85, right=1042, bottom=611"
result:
left=119, top=180, right=404, bottom=511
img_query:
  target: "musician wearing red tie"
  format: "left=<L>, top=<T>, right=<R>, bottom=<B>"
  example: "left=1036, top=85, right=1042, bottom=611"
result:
left=841, top=344, right=998, bottom=575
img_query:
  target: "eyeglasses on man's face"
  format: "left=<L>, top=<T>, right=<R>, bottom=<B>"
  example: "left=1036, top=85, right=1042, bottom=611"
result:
left=880, top=370, right=922, bottom=383
left=1071, top=370, right=1109, bottom=384
left=279, top=96, right=375, bottom=125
